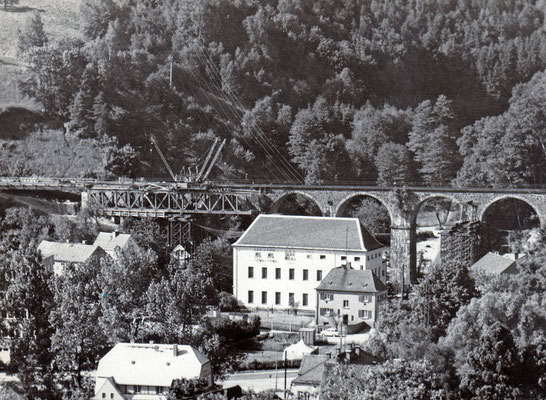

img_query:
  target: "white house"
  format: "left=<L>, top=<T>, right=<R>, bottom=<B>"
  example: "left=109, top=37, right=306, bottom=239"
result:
left=93, top=231, right=138, bottom=259
left=232, top=215, right=388, bottom=312
left=316, top=264, right=387, bottom=331
left=37, top=241, right=107, bottom=275
left=170, top=244, right=191, bottom=266
left=94, top=343, right=212, bottom=400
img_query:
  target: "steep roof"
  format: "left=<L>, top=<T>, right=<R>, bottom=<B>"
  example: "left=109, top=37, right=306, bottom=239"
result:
left=292, top=354, right=333, bottom=386
left=470, top=252, right=518, bottom=275
left=316, top=265, right=387, bottom=293
left=93, top=232, right=134, bottom=253
left=233, top=215, right=384, bottom=252
left=38, top=240, right=104, bottom=264
left=96, top=343, right=209, bottom=387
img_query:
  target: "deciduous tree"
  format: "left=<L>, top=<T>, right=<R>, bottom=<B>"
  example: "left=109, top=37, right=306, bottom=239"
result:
left=17, top=11, right=47, bottom=57
left=50, top=258, right=108, bottom=398
left=4, top=248, right=56, bottom=399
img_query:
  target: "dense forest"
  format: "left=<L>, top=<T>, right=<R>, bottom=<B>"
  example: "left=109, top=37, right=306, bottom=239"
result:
left=17, top=0, right=546, bottom=185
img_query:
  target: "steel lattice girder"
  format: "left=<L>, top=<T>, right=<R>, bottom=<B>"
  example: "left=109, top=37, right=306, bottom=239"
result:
left=87, top=189, right=252, bottom=216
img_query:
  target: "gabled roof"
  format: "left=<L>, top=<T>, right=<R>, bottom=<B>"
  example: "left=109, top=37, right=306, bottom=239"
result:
left=233, top=215, right=384, bottom=252
left=38, top=240, right=105, bottom=264
left=96, top=343, right=209, bottom=387
left=292, top=354, right=333, bottom=386
left=470, top=252, right=518, bottom=275
left=316, top=265, right=387, bottom=293
left=93, top=232, right=134, bottom=253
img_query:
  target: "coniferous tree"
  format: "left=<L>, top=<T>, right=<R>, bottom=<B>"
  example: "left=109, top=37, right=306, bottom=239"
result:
left=69, top=64, right=99, bottom=138
left=375, top=142, right=414, bottom=185
left=408, top=95, right=460, bottom=185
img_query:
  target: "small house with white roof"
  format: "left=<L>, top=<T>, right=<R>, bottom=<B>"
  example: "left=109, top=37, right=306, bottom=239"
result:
left=38, top=240, right=107, bottom=275
left=93, top=231, right=138, bottom=259
left=232, top=215, right=387, bottom=312
left=93, top=343, right=212, bottom=400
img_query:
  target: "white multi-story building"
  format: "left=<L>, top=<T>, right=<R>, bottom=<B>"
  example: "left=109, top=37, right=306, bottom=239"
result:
left=232, top=215, right=388, bottom=312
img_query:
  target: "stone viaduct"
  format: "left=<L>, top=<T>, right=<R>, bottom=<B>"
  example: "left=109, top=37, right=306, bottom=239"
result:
left=1, top=177, right=544, bottom=287
left=264, top=186, right=546, bottom=285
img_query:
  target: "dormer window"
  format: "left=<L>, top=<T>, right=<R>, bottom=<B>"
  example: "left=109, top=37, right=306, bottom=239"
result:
left=267, top=252, right=275, bottom=259
left=255, top=252, right=262, bottom=258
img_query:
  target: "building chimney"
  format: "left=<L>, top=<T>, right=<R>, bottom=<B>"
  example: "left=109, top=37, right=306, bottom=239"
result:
left=82, top=240, right=87, bottom=245
left=173, top=344, right=178, bottom=357
left=113, top=230, right=119, bottom=238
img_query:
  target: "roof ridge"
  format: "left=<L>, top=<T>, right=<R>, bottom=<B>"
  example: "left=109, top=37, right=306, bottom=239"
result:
left=260, top=214, right=359, bottom=221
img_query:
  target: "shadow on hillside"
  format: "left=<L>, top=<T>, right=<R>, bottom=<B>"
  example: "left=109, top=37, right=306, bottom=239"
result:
left=1, top=6, right=44, bottom=13
left=0, top=107, right=63, bottom=140
left=0, top=58, right=20, bottom=67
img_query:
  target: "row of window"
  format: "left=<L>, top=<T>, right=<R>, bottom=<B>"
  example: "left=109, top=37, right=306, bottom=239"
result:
left=319, top=308, right=373, bottom=319
left=319, top=294, right=373, bottom=303
left=248, top=266, right=322, bottom=281
left=248, top=290, right=309, bottom=307
left=256, top=252, right=328, bottom=260
left=255, top=252, right=381, bottom=262
left=118, top=384, right=168, bottom=395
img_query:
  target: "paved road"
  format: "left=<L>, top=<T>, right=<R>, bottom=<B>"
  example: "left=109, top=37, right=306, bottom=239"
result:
left=222, top=369, right=299, bottom=393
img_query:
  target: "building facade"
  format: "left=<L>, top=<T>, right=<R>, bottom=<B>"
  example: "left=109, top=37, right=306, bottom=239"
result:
left=233, top=215, right=388, bottom=312
left=316, top=264, right=387, bottom=331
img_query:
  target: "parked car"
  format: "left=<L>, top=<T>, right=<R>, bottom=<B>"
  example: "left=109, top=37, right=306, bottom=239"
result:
left=322, top=327, right=340, bottom=337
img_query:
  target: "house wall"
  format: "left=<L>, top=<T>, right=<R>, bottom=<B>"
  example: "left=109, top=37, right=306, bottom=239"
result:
left=315, top=290, right=386, bottom=328
left=233, top=247, right=386, bottom=312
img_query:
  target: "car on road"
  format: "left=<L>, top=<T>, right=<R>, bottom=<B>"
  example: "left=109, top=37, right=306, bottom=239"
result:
left=322, top=327, right=340, bottom=337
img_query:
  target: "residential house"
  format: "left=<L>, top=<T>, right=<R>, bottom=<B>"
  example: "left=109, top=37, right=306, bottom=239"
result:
left=94, top=343, right=212, bottom=400
left=470, top=252, right=520, bottom=276
left=291, top=346, right=382, bottom=399
left=170, top=243, right=191, bottom=266
left=93, top=231, right=138, bottom=259
left=37, top=240, right=107, bottom=275
left=290, top=354, right=333, bottom=399
left=232, top=215, right=387, bottom=312
left=316, top=264, right=387, bottom=332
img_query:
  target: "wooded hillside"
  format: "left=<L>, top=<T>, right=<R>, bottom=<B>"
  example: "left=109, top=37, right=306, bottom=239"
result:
left=15, top=0, right=546, bottom=185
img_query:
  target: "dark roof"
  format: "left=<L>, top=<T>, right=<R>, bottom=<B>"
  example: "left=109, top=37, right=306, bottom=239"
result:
left=316, top=265, right=387, bottom=293
left=292, top=354, right=333, bottom=386
left=470, top=252, right=518, bottom=275
left=233, top=215, right=384, bottom=251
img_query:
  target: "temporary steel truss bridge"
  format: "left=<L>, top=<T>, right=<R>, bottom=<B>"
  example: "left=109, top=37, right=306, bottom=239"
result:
left=86, top=189, right=253, bottom=217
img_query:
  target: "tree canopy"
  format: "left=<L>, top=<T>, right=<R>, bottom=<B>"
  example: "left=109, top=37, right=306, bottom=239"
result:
left=15, top=0, right=546, bottom=185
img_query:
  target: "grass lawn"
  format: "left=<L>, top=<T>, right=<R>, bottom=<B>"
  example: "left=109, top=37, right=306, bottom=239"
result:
left=0, top=129, right=103, bottom=177
left=0, top=0, right=81, bottom=108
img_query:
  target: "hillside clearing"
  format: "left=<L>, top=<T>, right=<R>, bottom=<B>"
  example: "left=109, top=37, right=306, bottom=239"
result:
left=0, top=0, right=81, bottom=108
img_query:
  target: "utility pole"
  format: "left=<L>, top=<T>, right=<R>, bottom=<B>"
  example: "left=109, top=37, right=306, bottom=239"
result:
left=283, top=350, right=287, bottom=399
left=169, top=56, right=173, bottom=88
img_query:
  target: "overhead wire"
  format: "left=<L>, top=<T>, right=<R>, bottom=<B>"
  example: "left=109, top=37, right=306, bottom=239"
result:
left=193, top=41, right=304, bottom=182
left=137, top=1, right=290, bottom=183
left=189, top=47, right=295, bottom=183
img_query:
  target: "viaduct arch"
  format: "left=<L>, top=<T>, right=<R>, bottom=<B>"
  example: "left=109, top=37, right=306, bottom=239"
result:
left=266, top=187, right=546, bottom=287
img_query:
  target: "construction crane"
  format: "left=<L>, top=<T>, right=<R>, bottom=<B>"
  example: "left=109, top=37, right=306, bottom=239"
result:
left=150, top=135, right=226, bottom=184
